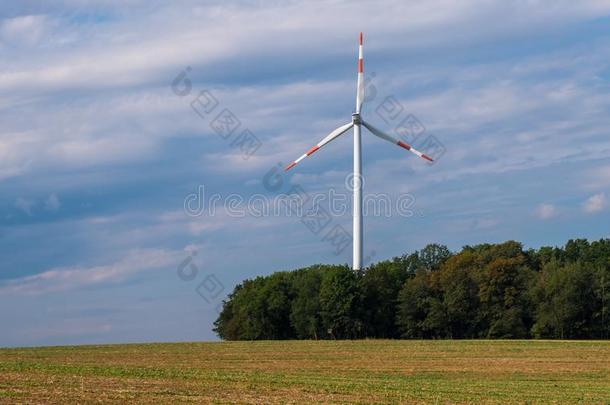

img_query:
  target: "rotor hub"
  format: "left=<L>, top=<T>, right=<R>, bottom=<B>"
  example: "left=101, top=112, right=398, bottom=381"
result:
left=352, top=113, right=361, bottom=125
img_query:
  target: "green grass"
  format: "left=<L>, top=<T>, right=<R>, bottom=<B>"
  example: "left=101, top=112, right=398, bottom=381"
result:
left=0, top=340, right=609, bottom=404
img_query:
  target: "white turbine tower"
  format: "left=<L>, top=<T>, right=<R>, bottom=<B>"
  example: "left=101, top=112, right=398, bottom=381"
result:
left=285, top=33, right=433, bottom=270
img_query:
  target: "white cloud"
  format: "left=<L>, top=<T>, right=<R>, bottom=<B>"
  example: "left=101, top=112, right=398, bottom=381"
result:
left=536, top=203, right=557, bottom=220
left=0, top=15, right=48, bottom=46
left=583, top=193, right=607, bottom=214
left=1, top=1, right=610, bottom=187
left=2, top=1, right=610, bottom=94
left=0, top=248, right=178, bottom=295
left=44, top=193, right=61, bottom=211
left=14, top=197, right=35, bottom=216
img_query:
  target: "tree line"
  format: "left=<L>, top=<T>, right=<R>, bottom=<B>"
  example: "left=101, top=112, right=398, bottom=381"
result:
left=214, top=239, right=610, bottom=340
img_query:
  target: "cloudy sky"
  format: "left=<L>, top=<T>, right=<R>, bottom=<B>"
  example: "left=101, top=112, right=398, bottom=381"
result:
left=1, top=0, right=610, bottom=347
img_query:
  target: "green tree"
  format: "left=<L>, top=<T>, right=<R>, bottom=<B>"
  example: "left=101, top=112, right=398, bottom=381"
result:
left=214, top=272, right=295, bottom=340
left=593, top=263, right=610, bottom=338
left=216, top=238, right=610, bottom=341
left=439, top=251, right=480, bottom=338
left=396, top=270, right=447, bottom=338
left=532, top=261, right=599, bottom=338
left=419, top=244, right=452, bottom=271
left=360, top=260, right=405, bottom=338
left=290, top=266, right=324, bottom=339
left=259, top=272, right=295, bottom=339
left=564, top=239, right=590, bottom=263
left=319, top=266, right=363, bottom=339
left=214, top=277, right=268, bottom=340
left=477, top=257, right=533, bottom=338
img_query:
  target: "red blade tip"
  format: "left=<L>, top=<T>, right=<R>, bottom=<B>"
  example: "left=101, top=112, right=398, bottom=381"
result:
left=359, top=32, right=363, bottom=45
left=284, top=162, right=296, bottom=171
left=306, top=145, right=319, bottom=156
left=397, top=141, right=411, bottom=151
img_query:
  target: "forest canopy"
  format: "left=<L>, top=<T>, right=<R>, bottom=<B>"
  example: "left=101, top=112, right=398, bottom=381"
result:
left=214, top=239, right=610, bottom=340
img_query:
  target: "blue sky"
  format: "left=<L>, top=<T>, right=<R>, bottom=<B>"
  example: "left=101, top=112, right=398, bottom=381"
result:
left=1, top=0, right=610, bottom=347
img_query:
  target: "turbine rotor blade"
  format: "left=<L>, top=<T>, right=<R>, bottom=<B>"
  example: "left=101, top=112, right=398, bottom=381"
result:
left=362, top=120, right=433, bottom=162
left=284, top=122, right=354, bottom=171
left=356, top=32, right=364, bottom=113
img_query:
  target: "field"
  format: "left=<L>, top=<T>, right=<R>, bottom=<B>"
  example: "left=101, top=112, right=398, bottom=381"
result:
left=0, top=340, right=609, bottom=404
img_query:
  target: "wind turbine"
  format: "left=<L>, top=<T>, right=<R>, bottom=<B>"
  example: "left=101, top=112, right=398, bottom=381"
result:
left=285, top=33, right=433, bottom=270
